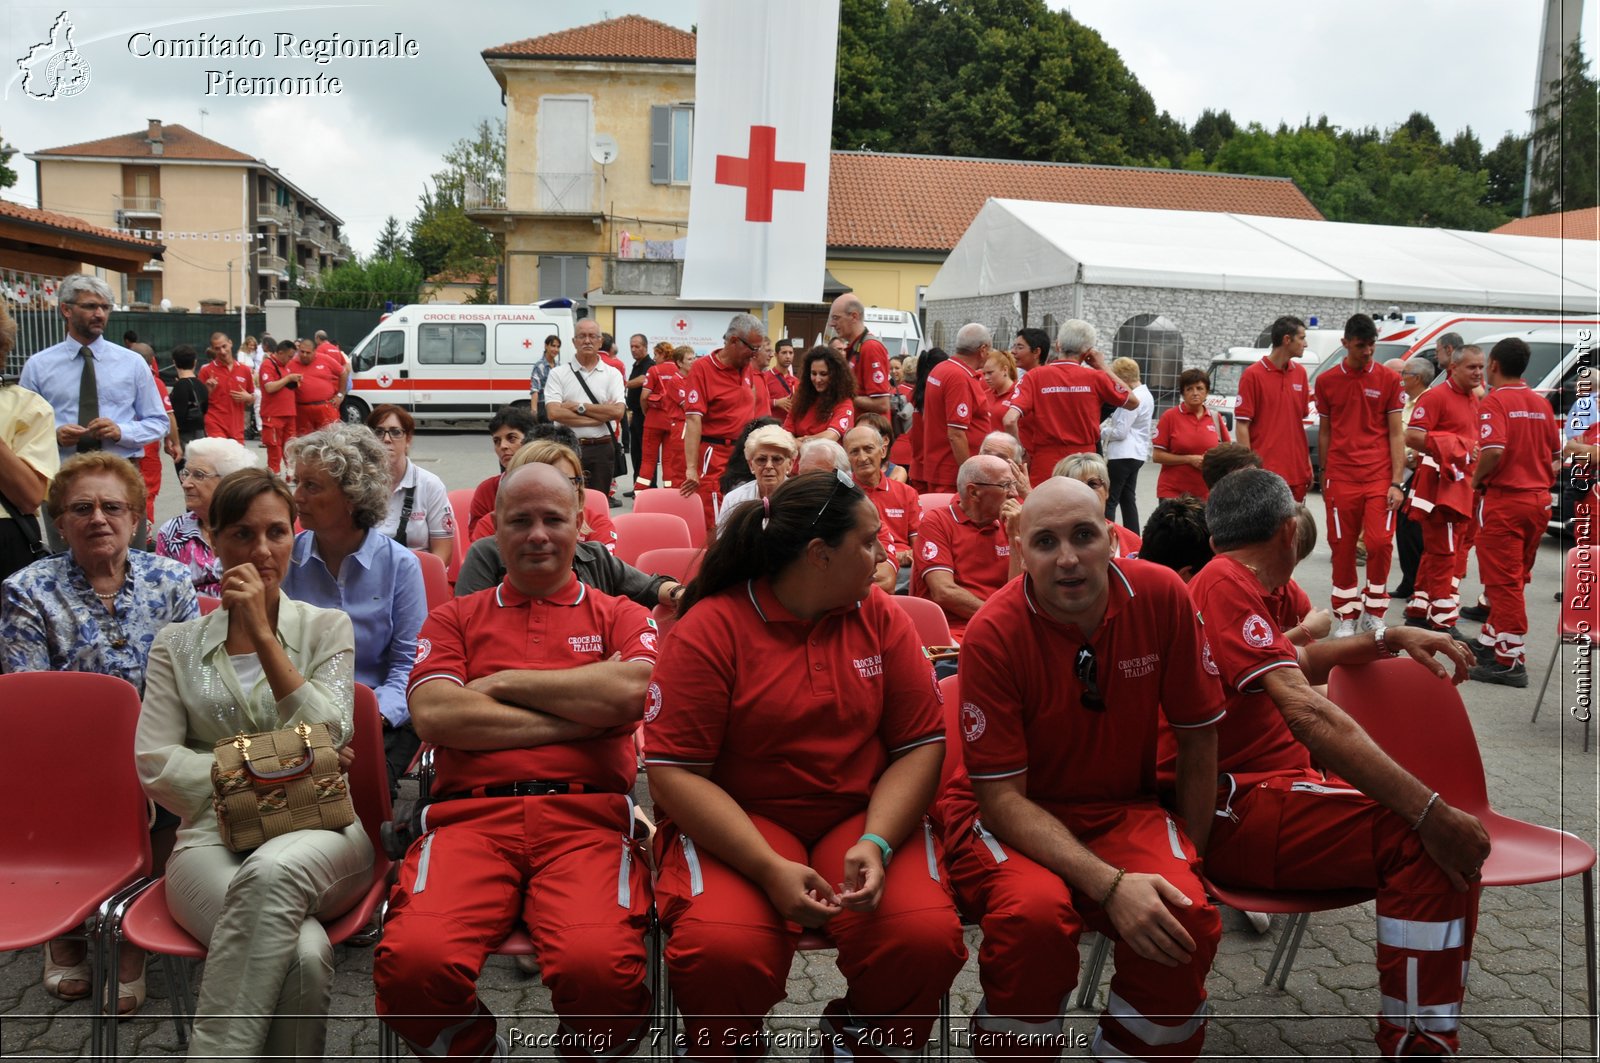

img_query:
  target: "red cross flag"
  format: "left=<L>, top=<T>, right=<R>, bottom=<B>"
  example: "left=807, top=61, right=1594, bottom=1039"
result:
left=679, top=0, right=839, bottom=303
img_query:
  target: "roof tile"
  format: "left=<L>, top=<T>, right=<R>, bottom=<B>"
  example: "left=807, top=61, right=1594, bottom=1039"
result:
left=485, top=15, right=694, bottom=62
left=0, top=198, right=162, bottom=250
left=33, top=123, right=255, bottom=163
left=826, top=153, right=1324, bottom=252
left=1492, top=206, right=1600, bottom=240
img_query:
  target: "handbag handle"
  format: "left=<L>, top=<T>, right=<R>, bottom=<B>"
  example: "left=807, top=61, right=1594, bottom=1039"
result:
left=231, top=723, right=318, bottom=781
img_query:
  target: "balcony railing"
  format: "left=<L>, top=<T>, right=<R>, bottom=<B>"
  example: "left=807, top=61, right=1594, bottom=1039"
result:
left=117, top=196, right=163, bottom=215
left=466, top=171, right=601, bottom=215
left=257, top=253, right=287, bottom=275
left=256, top=202, right=289, bottom=226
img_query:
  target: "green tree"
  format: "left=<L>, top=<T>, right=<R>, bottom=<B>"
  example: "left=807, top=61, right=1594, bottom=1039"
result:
left=373, top=215, right=405, bottom=260
left=1483, top=132, right=1530, bottom=216
left=308, top=255, right=423, bottom=309
left=407, top=119, right=505, bottom=284
left=0, top=137, right=17, bottom=190
left=1530, top=38, right=1598, bottom=214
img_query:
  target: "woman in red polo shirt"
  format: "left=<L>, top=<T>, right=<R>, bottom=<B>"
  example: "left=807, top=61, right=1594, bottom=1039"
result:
left=638, top=341, right=688, bottom=490
left=783, top=345, right=857, bottom=442
left=1153, top=368, right=1231, bottom=500
left=646, top=470, right=964, bottom=1061
left=982, top=348, right=1018, bottom=408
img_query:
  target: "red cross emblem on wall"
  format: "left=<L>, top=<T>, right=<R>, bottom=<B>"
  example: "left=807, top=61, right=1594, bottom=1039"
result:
left=673, top=318, right=689, bottom=332
left=522, top=339, right=533, bottom=348
left=715, top=125, right=805, bottom=223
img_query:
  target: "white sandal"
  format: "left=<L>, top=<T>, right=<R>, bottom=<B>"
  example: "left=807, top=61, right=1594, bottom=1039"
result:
left=42, top=940, right=91, bottom=1002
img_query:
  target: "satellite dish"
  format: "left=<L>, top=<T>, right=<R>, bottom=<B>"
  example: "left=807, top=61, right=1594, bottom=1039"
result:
left=590, top=134, right=619, bottom=166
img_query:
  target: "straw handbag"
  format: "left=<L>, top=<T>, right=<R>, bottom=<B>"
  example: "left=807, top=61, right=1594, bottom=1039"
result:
left=211, top=722, right=355, bottom=852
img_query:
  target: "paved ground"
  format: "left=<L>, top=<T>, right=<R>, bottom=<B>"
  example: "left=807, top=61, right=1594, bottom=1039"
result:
left=3, top=428, right=1596, bottom=1059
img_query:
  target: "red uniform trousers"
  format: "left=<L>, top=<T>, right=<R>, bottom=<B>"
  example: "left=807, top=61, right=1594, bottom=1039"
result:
left=1475, top=488, right=1550, bottom=666
left=260, top=415, right=296, bottom=474
left=374, top=794, right=652, bottom=1060
left=690, top=439, right=734, bottom=530
left=638, top=421, right=686, bottom=490
left=295, top=402, right=340, bottom=439
left=139, top=442, right=163, bottom=524
left=943, top=802, right=1217, bottom=1062
left=1324, top=478, right=1397, bottom=619
left=1410, top=515, right=1473, bottom=629
left=1205, top=771, right=1479, bottom=1056
left=654, top=813, right=966, bottom=1061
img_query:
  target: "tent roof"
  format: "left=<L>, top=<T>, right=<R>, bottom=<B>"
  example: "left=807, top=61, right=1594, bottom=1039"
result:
left=926, top=199, right=1600, bottom=312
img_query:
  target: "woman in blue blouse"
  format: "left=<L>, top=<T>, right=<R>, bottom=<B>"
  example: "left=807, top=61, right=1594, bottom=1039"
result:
left=282, top=422, right=425, bottom=785
left=0, top=450, right=196, bottom=1014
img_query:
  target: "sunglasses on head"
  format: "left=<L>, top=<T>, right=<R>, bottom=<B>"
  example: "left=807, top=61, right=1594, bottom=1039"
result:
left=1075, top=644, right=1105, bottom=712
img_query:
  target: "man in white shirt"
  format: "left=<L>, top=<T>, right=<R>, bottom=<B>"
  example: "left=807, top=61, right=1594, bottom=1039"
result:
left=545, top=318, right=627, bottom=493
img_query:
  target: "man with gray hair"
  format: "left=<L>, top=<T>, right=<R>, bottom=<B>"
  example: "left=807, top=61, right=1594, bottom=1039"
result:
left=912, top=453, right=1021, bottom=641
left=795, top=435, right=850, bottom=474
left=680, top=313, right=764, bottom=527
left=1430, top=331, right=1464, bottom=381
left=828, top=293, right=892, bottom=416
left=1002, top=319, right=1136, bottom=488
left=920, top=323, right=995, bottom=493
left=1174, top=467, right=1488, bottom=1057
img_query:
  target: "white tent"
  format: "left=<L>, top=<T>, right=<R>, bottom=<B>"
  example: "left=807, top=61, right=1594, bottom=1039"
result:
left=925, top=199, right=1600, bottom=312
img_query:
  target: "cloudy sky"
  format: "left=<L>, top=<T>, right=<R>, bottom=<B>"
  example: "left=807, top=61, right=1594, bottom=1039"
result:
left=2, top=1, right=1590, bottom=256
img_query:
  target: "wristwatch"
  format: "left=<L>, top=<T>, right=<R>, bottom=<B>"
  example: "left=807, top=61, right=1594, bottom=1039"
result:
left=575, top=402, right=588, bottom=417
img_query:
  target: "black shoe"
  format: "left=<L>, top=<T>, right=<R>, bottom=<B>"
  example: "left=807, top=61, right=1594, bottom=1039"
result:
left=1470, top=640, right=1497, bottom=665
left=1460, top=603, right=1490, bottom=623
left=623, top=491, right=635, bottom=498
left=1469, top=661, right=1528, bottom=687
left=1556, top=590, right=1564, bottom=602
left=1390, top=588, right=1413, bottom=601
left=608, top=496, right=622, bottom=508
left=1403, top=616, right=1432, bottom=629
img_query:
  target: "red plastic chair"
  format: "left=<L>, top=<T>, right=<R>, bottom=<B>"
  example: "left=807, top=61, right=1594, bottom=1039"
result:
left=100, top=685, right=395, bottom=1056
left=919, top=492, right=956, bottom=516
left=445, top=488, right=474, bottom=585
left=634, top=547, right=704, bottom=584
left=1332, top=657, right=1598, bottom=1047
left=1532, top=546, right=1599, bottom=750
left=612, top=512, right=692, bottom=567
left=196, top=595, right=221, bottom=615
left=411, top=549, right=452, bottom=612
left=893, top=594, right=954, bottom=648
left=633, top=489, right=708, bottom=548
left=0, top=673, right=151, bottom=1061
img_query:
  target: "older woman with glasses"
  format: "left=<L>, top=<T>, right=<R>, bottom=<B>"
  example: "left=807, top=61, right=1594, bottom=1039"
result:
left=367, top=404, right=454, bottom=565
left=156, top=437, right=260, bottom=596
left=716, top=424, right=799, bottom=530
left=1, top=450, right=197, bottom=1014
left=285, top=423, right=426, bottom=786
left=1052, top=452, right=1142, bottom=559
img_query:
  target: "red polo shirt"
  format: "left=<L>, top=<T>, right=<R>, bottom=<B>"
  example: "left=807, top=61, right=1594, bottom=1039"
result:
left=784, top=400, right=854, bottom=440
left=198, top=359, right=253, bottom=441
left=1235, top=357, right=1312, bottom=487
left=294, top=351, right=345, bottom=405
left=257, top=353, right=298, bottom=419
left=912, top=503, right=1012, bottom=639
left=684, top=349, right=757, bottom=442
left=848, top=333, right=893, bottom=399
left=751, top=371, right=773, bottom=419
left=643, top=363, right=687, bottom=431
left=408, top=574, right=656, bottom=796
left=1479, top=383, right=1561, bottom=491
left=1409, top=376, right=1480, bottom=447
left=764, top=368, right=797, bottom=403
left=644, top=580, right=944, bottom=844
left=954, top=562, right=1223, bottom=820
left=1160, top=554, right=1310, bottom=783
left=921, top=358, right=991, bottom=488
left=1153, top=405, right=1230, bottom=498
left=1313, top=359, right=1405, bottom=484
left=1264, top=578, right=1312, bottom=632
left=858, top=473, right=921, bottom=558
left=1006, top=360, right=1131, bottom=486
left=600, top=352, right=628, bottom=379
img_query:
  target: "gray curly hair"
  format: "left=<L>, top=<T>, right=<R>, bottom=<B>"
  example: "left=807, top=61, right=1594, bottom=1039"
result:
left=286, top=422, right=392, bottom=529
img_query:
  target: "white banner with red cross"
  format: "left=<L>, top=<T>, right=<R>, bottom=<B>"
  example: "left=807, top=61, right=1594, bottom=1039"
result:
left=679, top=0, right=840, bottom=303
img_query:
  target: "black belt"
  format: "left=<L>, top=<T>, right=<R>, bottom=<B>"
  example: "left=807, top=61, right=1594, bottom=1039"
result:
left=433, top=780, right=591, bottom=801
left=579, top=437, right=614, bottom=447
left=701, top=435, right=734, bottom=447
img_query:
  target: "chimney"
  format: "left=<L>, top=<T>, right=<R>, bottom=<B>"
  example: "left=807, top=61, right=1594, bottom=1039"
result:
left=147, top=119, right=164, bottom=155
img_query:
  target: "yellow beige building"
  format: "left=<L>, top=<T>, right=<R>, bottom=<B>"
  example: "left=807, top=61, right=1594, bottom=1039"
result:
left=28, top=120, right=353, bottom=311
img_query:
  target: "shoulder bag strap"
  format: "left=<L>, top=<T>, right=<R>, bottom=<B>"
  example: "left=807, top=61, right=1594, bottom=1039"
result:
left=393, top=485, right=416, bottom=543
left=572, top=367, right=620, bottom=442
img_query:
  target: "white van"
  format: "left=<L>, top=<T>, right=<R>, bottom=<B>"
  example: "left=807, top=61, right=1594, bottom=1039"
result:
left=343, top=302, right=581, bottom=424
left=862, top=307, right=925, bottom=359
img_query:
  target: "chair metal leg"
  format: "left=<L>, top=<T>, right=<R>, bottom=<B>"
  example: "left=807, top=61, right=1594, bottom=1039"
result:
left=1533, top=638, right=1563, bottom=724
left=936, top=990, right=951, bottom=1061
left=161, top=954, right=190, bottom=1047
left=1271, top=912, right=1313, bottom=990
left=1076, top=932, right=1111, bottom=1010
left=1584, top=868, right=1597, bottom=1053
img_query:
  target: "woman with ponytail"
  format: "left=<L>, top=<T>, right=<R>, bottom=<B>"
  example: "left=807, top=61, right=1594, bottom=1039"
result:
left=646, top=470, right=965, bottom=1061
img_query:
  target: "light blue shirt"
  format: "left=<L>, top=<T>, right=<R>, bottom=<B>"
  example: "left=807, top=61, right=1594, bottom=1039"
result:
left=19, top=335, right=169, bottom=464
left=282, top=528, right=426, bottom=727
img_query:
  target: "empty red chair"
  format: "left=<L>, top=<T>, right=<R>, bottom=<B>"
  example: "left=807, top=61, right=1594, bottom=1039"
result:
left=893, top=594, right=953, bottom=647
left=411, top=549, right=452, bottom=612
left=919, top=492, right=955, bottom=516
left=632, top=488, right=708, bottom=548
left=612, top=512, right=692, bottom=567
left=633, top=547, right=704, bottom=584
left=445, top=488, right=474, bottom=584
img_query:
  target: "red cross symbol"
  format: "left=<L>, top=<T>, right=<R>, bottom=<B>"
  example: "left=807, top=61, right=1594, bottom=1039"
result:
left=715, top=125, right=805, bottom=223
left=522, top=338, right=533, bottom=349
left=673, top=318, right=689, bottom=332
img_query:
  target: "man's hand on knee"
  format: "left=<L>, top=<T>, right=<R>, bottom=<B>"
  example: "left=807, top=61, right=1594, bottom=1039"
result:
left=1102, top=873, right=1198, bottom=967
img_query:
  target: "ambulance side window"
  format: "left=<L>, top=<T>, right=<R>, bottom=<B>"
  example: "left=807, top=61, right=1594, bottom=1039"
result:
left=419, top=324, right=487, bottom=366
left=376, top=332, right=404, bottom=366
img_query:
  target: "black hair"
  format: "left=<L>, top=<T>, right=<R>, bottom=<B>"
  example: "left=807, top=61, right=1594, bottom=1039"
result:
left=601, top=332, right=616, bottom=353
left=720, top=416, right=781, bottom=493
left=1178, top=367, right=1209, bottom=391
left=1489, top=336, right=1532, bottom=379
left=775, top=337, right=795, bottom=353
left=529, top=421, right=579, bottom=451
left=791, top=345, right=856, bottom=425
left=1017, top=327, right=1050, bottom=360
left=912, top=347, right=949, bottom=411
left=1138, top=495, right=1213, bottom=576
left=172, top=344, right=198, bottom=370
left=1270, top=315, right=1306, bottom=348
left=489, top=405, right=539, bottom=436
left=276, top=340, right=296, bottom=354
left=682, top=470, right=866, bottom=615
left=1343, top=313, right=1378, bottom=344
left=122, top=330, right=139, bottom=344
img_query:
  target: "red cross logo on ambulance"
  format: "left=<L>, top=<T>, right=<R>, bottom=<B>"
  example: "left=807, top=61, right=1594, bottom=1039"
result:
left=960, top=701, right=986, bottom=742
left=644, top=681, right=663, bottom=723
left=377, top=373, right=393, bottom=388
left=1242, top=614, right=1275, bottom=649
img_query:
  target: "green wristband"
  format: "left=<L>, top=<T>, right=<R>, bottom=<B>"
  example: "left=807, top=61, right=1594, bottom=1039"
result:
left=859, top=832, right=893, bottom=866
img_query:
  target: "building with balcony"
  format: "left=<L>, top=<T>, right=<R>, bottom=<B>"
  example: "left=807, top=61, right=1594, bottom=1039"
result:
left=29, top=119, right=350, bottom=310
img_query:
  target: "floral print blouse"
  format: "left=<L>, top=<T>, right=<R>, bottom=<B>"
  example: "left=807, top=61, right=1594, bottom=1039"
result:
left=156, top=511, right=222, bottom=596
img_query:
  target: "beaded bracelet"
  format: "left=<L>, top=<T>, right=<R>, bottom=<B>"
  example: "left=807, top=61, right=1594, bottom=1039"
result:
left=1099, top=866, right=1127, bottom=907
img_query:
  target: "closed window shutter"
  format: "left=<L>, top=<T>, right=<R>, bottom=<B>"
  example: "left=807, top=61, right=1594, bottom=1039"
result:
left=649, top=105, right=670, bottom=185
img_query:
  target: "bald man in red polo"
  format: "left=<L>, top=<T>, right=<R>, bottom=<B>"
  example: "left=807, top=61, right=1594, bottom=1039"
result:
left=680, top=314, right=763, bottom=528
left=912, top=454, right=1021, bottom=642
left=374, top=463, right=657, bottom=1061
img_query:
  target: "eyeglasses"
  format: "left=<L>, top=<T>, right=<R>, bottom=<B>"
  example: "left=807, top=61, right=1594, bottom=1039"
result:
left=735, top=335, right=765, bottom=351
left=806, top=469, right=856, bottom=530
left=1075, top=644, right=1105, bottom=712
left=751, top=454, right=790, bottom=467
left=1083, top=477, right=1108, bottom=490
left=372, top=428, right=408, bottom=441
left=64, top=499, right=131, bottom=520
left=565, top=474, right=585, bottom=488
left=969, top=480, right=1016, bottom=492
left=69, top=301, right=111, bottom=313
left=177, top=467, right=217, bottom=483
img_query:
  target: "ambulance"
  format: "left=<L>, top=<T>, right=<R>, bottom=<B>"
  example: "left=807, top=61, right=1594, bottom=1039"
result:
left=342, top=301, right=583, bottom=424
left=862, top=307, right=925, bottom=359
